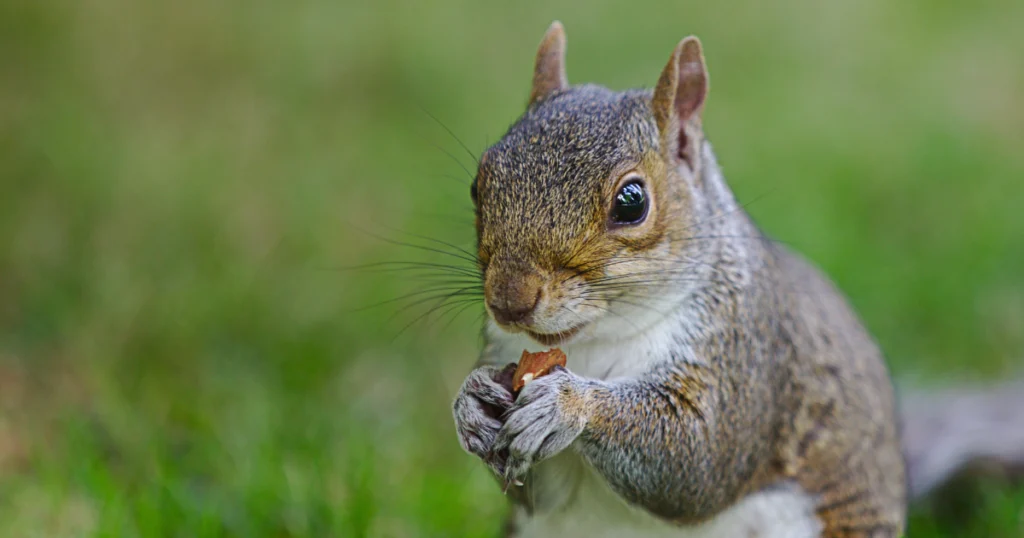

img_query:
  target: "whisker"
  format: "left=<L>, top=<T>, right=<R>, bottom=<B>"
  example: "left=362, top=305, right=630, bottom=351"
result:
left=390, top=289, right=484, bottom=342
left=572, top=302, right=646, bottom=337
left=348, top=225, right=481, bottom=268
left=332, top=261, right=481, bottom=280
left=587, top=274, right=711, bottom=287
left=352, top=284, right=484, bottom=313
left=378, top=227, right=480, bottom=266
left=573, top=298, right=665, bottom=356
left=437, top=301, right=484, bottom=334
left=401, top=278, right=483, bottom=288
left=419, top=107, right=481, bottom=168
left=426, top=140, right=475, bottom=184
left=386, top=287, right=482, bottom=321
left=425, top=296, right=486, bottom=331
left=429, top=173, right=474, bottom=189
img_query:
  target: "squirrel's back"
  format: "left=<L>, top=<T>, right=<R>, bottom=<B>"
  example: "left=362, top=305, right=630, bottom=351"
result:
left=767, top=243, right=907, bottom=534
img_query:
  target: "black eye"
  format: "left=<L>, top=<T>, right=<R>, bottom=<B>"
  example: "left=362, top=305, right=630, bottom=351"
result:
left=470, top=181, right=479, bottom=203
left=610, top=180, right=648, bottom=225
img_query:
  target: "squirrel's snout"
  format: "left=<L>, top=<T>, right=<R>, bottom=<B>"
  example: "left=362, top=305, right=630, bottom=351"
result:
left=487, top=286, right=541, bottom=326
left=485, top=268, right=543, bottom=327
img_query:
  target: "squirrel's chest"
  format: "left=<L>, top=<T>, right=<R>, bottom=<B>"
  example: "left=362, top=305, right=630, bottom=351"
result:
left=512, top=453, right=821, bottom=538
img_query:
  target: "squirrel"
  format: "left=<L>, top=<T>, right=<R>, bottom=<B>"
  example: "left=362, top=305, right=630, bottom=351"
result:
left=452, top=21, right=1024, bottom=538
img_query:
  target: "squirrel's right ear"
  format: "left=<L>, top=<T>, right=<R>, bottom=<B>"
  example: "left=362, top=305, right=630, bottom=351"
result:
left=529, top=21, right=569, bottom=105
left=652, top=37, right=708, bottom=163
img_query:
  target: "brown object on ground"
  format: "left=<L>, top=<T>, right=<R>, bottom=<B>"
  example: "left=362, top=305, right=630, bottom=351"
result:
left=512, top=348, right=567, bottom=393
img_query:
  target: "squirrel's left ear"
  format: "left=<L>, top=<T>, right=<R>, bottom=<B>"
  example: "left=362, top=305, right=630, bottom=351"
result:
left=529, top=21, right=569, bottom=105
left=652, top=36, right=708, bottom=165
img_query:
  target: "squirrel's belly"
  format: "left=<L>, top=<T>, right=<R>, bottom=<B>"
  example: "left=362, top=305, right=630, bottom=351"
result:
left=513, top=454, right=822, bottom=538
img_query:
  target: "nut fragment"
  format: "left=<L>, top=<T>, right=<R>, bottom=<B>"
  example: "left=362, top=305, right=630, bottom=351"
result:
left=512, top=348, right=567, bottom=393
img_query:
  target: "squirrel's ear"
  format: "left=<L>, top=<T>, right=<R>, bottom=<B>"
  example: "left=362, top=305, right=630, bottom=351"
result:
left=652, top=36, right=708, bottom=154
left=529, top=21, right=569, bottom=105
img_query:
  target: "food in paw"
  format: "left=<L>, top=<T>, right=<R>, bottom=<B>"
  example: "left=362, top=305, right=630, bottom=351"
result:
left=512, top=348, right=567, bottom=393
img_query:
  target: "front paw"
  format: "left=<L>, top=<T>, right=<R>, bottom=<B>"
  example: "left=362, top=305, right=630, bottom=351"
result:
left=453, top=364, right=516, bottom=461
left=493, top=366, right=590, bottom=485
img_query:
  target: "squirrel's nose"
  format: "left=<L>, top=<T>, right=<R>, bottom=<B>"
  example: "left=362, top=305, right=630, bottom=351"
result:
left=488, top=287, right=542, bottom=326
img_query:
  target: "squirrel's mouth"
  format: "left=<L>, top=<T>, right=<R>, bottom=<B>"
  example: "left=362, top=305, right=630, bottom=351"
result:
left=525, top=324, right=585, bottom=346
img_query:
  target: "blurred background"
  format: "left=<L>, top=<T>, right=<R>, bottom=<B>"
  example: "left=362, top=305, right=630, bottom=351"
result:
left=1, top=0, right=1022, bottom=536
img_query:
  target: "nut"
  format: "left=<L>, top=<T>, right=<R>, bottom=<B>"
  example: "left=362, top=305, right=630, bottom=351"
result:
left=512, top=348, right=567, bottom=393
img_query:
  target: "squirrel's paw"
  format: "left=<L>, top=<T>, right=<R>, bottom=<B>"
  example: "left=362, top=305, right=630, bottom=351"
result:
left=453, top=364, right=516, bottom=461
left=493, top=366, right=589, bottom=484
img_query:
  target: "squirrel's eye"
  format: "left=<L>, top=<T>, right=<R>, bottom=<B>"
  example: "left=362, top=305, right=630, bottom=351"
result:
left=470, top=180, right=479, bottom=204
left=610, top=180, right=648, bottom=225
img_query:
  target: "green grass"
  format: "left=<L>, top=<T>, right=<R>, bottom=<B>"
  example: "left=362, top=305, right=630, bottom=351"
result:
left=1, top=0, right=1023, bottom=536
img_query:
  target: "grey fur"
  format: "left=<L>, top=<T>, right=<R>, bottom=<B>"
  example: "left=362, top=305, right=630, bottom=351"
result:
left=453, top=365, right=514, bottom=461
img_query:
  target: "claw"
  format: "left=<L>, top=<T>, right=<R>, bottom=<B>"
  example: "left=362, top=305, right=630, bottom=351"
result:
left=500, top=477, right=524, bottom=494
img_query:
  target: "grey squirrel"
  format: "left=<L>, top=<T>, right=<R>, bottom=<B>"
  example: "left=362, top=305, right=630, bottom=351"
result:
left=452, top=21, right=1024, bottom=538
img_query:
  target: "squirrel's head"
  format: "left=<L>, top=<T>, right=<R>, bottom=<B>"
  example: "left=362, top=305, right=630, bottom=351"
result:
left=474, top=22, right=713, bottom=346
